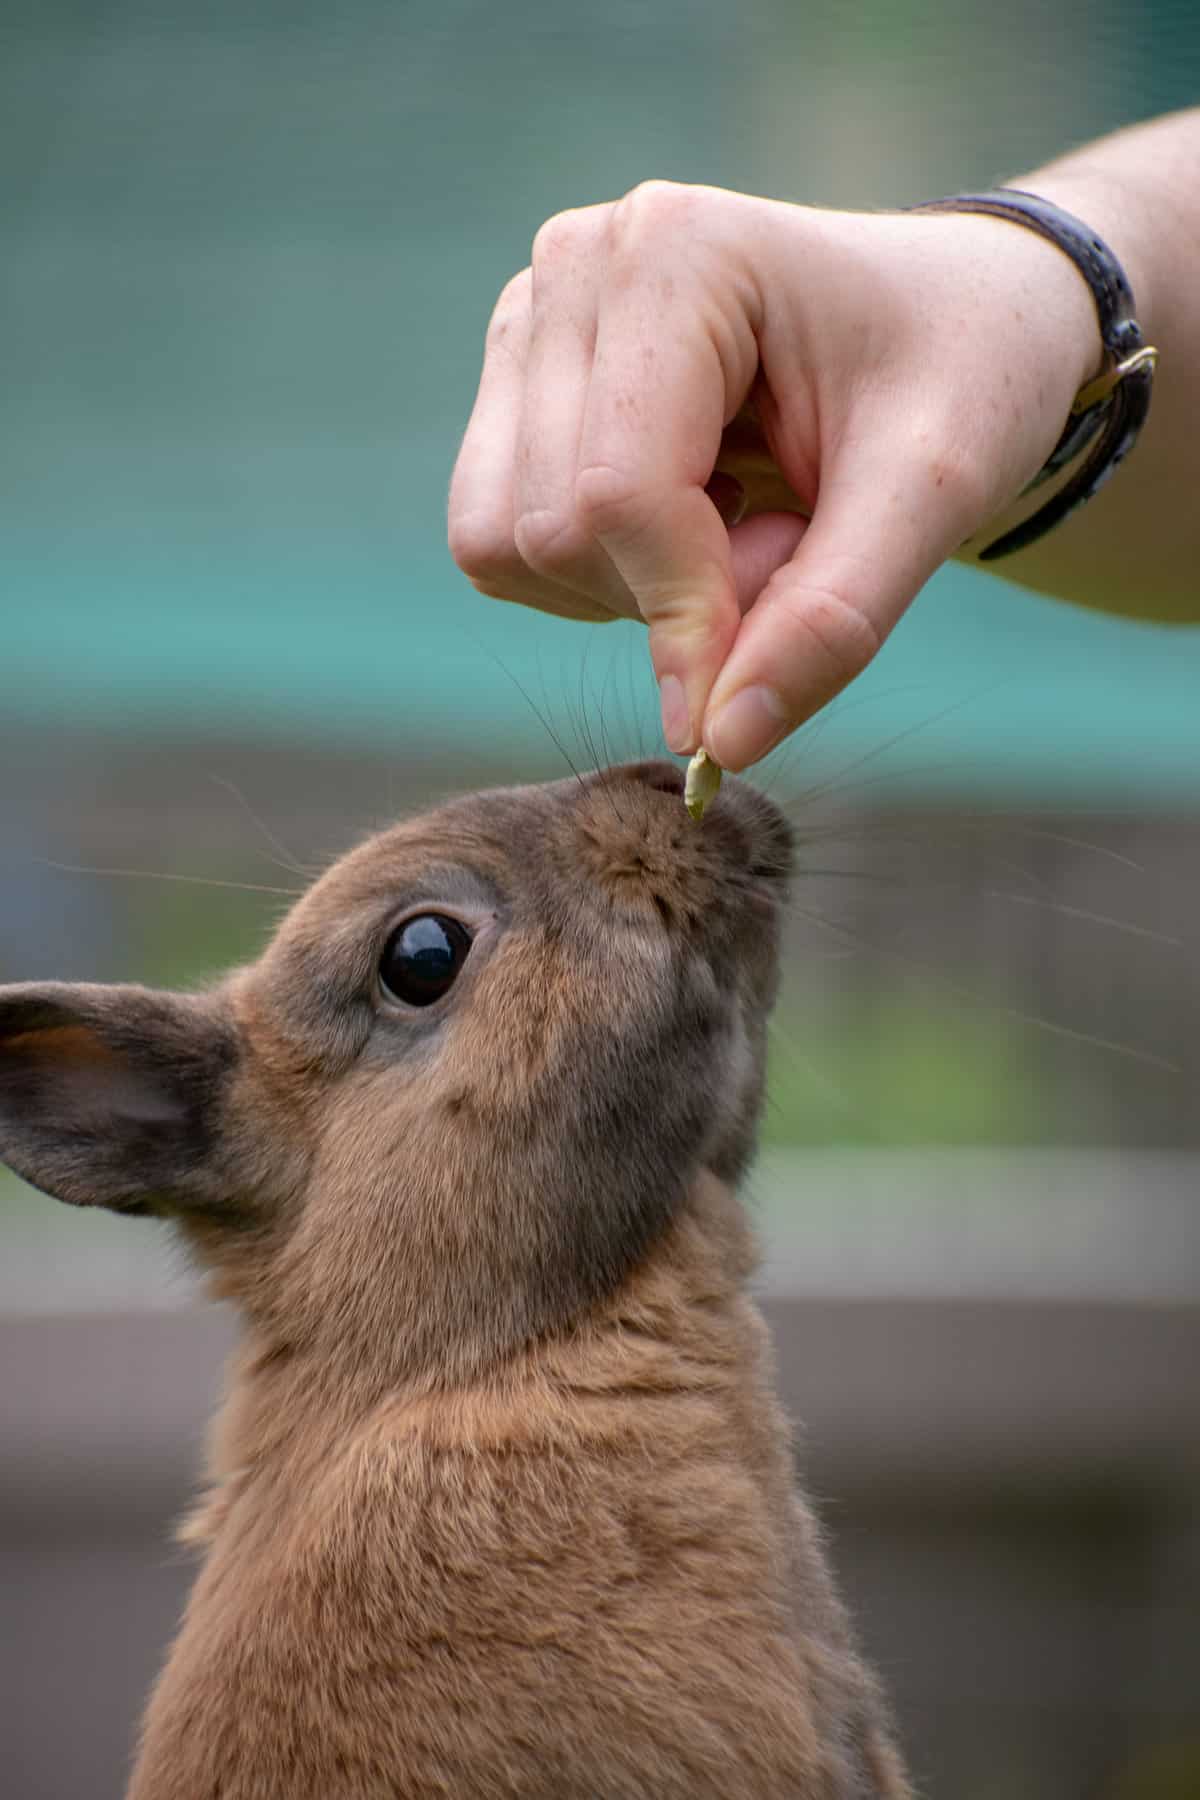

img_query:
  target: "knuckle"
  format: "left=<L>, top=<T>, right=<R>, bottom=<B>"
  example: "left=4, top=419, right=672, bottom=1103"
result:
left=485, top=270, right=531, bottom=353
left=573, top=462, right=649, bottom=536
left=780, top=583, right=883, bottom=687
left=531, top=207, right=595, bottom=271
left=648, top=607, right=730, bottom=667
left=610, top=179, right=693, bottom=247
left=512, top=507, right=585, bottom=578
left=447, top=510, right=519, bottom=589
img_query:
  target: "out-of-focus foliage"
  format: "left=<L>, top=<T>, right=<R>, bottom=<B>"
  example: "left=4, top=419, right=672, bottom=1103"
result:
left=764, top=994, right=1053, bottom=1146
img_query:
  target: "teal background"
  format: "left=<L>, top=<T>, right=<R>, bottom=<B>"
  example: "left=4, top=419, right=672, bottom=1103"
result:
left=4, top=0, right=1200, bottom=796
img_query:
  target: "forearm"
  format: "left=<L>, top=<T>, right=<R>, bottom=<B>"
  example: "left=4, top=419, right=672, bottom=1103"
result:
left=962, top=108, right=1200, bottom=622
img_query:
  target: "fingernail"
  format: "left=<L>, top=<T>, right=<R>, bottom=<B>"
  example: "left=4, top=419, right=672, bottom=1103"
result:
left=658, top=674, right=693, bottom=753
left=706, top=685, right=790, bottom=771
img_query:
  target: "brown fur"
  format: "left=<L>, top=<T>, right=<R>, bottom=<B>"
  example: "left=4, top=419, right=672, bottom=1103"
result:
left=0, top=760, right=909, bottom=1797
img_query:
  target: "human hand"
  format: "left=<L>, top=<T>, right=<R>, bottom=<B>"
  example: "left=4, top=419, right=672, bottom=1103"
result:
left=448, top=183, right=1100, bottom=769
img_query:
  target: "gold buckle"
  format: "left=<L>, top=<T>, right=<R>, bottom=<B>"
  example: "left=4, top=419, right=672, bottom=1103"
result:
left=1071, top=345, right=1159, bottom=415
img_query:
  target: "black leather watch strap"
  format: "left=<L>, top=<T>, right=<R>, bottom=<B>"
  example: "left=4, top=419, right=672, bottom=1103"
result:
left=910, top=188, right=1157, bottom=560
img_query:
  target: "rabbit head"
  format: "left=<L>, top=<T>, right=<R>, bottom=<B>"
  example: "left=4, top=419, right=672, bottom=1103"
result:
left=0, top=761, right=791, bottom=1380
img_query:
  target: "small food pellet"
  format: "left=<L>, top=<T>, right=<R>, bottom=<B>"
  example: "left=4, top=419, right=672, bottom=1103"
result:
left=684, top=749, right=723, bottom=822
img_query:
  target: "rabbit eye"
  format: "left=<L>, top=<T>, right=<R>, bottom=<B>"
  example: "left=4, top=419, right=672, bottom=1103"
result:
left=379, top=914, right=472, bottom=1008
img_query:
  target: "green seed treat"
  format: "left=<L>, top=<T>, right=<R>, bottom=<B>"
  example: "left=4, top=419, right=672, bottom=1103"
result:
left=684, top=748, right=723, bottom=822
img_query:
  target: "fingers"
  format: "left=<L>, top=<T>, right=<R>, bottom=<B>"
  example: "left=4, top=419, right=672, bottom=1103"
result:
left=513, top=214, right=641, bottom=617
left=448, top=270, right=616, bottom=624
left=451, top=189, right=1095, bottom=771
left=450, top=186, right=768, bottom=743
left=703, top=437, right=981, bottom=769
left=572, top=211, right=763, bottom=748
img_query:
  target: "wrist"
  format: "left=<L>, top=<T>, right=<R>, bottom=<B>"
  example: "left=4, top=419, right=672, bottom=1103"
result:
left=907, top=186, right=1155, bottom=560
left=918, top=205, right=1104, bottom=408
left=1015, top=165, right=1156, bottom=350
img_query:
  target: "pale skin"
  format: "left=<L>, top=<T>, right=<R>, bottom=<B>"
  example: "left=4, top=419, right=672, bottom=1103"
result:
left=448, top=109, right=1200, bottom=771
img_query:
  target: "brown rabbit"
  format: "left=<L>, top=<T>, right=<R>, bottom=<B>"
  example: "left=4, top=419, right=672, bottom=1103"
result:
left=0, top=759, right=909, bottom=1799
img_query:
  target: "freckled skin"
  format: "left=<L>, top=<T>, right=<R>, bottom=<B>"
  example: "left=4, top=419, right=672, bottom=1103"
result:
left=0, top=761, right=909, bottom=1799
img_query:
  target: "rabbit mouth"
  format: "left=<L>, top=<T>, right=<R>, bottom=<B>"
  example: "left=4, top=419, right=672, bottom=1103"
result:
left=585, top=758, right=793, bottom=882
left=631, top=762, right=687, bottom=801
left=563, top=760, right=792, bottom=959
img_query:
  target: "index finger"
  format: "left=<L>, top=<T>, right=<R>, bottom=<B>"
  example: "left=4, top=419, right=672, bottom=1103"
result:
left=573, top=217, right=760, bottom=752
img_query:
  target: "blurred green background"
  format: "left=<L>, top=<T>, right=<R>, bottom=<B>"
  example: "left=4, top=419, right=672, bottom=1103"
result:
left=2, top=5, right=1199, bottom=1799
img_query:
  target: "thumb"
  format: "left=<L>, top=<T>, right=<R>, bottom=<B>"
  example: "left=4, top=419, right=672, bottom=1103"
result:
left=701, top=447, right=975, bottom=770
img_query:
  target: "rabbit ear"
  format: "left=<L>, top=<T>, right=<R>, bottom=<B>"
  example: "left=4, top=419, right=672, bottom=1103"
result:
left=0, top=983, right=238, bottom=1214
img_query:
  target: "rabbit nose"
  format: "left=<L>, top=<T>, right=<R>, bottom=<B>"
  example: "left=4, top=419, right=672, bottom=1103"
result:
left=608, top=760, right=685, bottom=800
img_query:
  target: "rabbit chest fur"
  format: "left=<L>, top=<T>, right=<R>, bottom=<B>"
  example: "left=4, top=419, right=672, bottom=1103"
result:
left=0, top=760, right=908, bottom=1799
